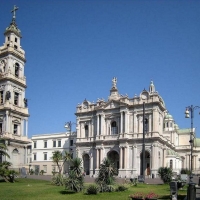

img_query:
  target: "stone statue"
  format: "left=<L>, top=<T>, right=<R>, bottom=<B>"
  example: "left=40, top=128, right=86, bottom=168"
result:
left=0, top=60, right=6, bottom=73
left=24, top=98, right=28, bottom=107
left=112, top=77, right=117, bottom=88
left=6, top=91, right=11, bottom=100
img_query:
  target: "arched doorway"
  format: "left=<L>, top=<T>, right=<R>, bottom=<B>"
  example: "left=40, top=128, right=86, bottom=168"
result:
left=83, top=154, right=90, bottom=175
left=107, top=150, right=119, bottom=175
left=12, top=148, right=20, bottom=168
left=140, top=151, right=150, bottom=176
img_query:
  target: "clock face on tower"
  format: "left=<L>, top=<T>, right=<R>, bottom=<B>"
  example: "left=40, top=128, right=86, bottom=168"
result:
left=83, top=102, right=88, bottom=109
left=141, top=93, right=148, bottom=100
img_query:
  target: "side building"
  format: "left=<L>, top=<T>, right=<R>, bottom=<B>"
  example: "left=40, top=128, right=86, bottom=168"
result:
left=75, top=78, right=200, bottom=178
left=31, top=132, right=76, bottom=175
left=0, top=6, right=31, bottom=171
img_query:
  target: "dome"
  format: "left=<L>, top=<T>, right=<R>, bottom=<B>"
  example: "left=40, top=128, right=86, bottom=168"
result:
left=165, top=113, right=173, bottom=120
left=174, top=123, right=179, bottom=130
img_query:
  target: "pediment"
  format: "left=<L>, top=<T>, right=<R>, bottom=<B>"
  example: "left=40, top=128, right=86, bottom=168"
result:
left=103, top=100, right=120, bottom=109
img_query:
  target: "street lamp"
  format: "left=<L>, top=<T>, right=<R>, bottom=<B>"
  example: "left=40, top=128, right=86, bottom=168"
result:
left=185, top=105, right=200, bottom=182
left=64, top=121, right=76, bottom=152
left=142, top=102, right=148, bottom=182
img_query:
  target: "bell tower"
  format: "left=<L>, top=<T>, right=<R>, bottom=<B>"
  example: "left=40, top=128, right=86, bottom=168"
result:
left=0, top=6, right=30, bottom=169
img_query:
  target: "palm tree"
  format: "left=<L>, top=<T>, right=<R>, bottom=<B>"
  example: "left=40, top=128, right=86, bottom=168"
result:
left=96, top=158, right=117, bottom=186
left=65, top=157, right=84, bottom=192
left=70, top=157, right=83, bottom=176
left=51, top=150, right=71, bottom=175
left=0, top=140, right=10, bottom=158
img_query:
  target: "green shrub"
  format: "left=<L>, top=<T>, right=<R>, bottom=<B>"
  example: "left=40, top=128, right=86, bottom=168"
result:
left=86, top=184, right=99, bottom=195
left=115, top=184, right=128, bottom=192
left=51, top=174, right=65, bottom=186
left=180, top=168, right=190, bottom=175
left=158, top=167, right=173, bottom=184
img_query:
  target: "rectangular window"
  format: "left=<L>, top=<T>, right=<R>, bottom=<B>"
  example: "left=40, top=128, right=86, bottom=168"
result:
left=44, top=153, right=47, bottom=160
left=43, top=165, right=47, bottom=173
left=44, top=141, right=47, bottom=148
left=8, top=37, right=10, bottom=41
left=53, top=140, right=56, bottom=147
left=14, top=92, right=19, bottom=105
left=13, top=124, right=18, bottom=135
left=33, top=154, right=37, bottom=161
left=33, top=141, right=37, bottom=148
left=58, top=140, right=61, bottom=147
left=70, top=140, right=73, bottom=146
left=0, top=91, right=3, bottom=104
left=15, top=38, right=17, bottom=43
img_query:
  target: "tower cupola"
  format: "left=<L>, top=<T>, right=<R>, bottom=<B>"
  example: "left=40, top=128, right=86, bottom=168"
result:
left=4, top=5, right=22, bottom=51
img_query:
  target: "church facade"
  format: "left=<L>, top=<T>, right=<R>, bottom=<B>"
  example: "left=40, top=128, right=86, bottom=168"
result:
left=0, top=6, right=30, bottom=170
left=75, top=78, right=200, bottom=178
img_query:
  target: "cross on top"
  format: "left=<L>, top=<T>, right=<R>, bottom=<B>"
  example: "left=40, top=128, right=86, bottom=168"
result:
left=11, top=5, right=18, bottom=21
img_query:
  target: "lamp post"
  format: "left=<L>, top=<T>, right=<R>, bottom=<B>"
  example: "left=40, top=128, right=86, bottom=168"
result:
left=185, top=105, right=200, bottom=182
left=142, top=102, right=148, bottom=182
left=64, top=121, right=76, bottom=153
left=185, top=105, right=200, bottom=200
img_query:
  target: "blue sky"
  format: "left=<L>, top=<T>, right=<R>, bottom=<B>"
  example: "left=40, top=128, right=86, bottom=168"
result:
left=0, top=0, right=200, bottom=138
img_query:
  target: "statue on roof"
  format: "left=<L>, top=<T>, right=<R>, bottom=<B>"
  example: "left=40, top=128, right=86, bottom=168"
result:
left=112, top=77, right=117, bottom=88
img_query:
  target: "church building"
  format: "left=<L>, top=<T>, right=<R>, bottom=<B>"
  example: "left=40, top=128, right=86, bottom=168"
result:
left=75, top=78, right=200, bottom=178
left=0, top=6, right=30, bottom=170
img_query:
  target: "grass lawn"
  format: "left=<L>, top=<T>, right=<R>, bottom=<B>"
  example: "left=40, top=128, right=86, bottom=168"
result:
left=0, top=178, right=187, bottom=200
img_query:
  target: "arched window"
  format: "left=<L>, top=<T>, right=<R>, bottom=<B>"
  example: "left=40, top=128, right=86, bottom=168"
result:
left=15, top=63, right=19, bottom=77
left=170, top=159, right=173, bottom=169
left=111, top=121, right=117, bottom=135
left=85, top=125, right=89, bottom=137
left=166, top=122, right=169, bottom=128
left=13, top=148, right=19, bottom=154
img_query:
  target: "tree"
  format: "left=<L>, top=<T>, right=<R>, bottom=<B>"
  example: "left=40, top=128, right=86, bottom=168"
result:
left=51, top=150, right=71, bottom=175
left=158, top=167, right=173, bottom=184
left=65, top=157, right=84, bottom=192
left=0, top=161, right=18, bottom=182
left=95, top=158, right=117, bottom=192
left=0, top=140, right=10, bottom=158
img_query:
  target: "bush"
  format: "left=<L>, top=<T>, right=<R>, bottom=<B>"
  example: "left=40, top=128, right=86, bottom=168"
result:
left=180, top=168, right=190, bottom=175
left=51, top=174, right=65, bottom=186
left=86, top=184, right=99, bottom=195
left=115, top=184, right=128, bottom=192
left=158, top=167, right=173, bottom=184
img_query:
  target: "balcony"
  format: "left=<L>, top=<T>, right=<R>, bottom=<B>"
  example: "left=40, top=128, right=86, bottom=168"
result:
left=0, top=131, right=31, bottom=143
left=0, top=101, right=29, bottom=115
left=0, top=71, right=26, bottom=86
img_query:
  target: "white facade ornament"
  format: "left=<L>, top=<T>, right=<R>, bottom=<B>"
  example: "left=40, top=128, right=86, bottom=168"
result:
left=112, top=77, right=117, bottom=88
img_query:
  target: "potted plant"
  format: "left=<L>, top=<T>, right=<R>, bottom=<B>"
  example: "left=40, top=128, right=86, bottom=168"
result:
left=145, top=192, right=159, bottom=200
left=129, top=192, right=145, bottom=200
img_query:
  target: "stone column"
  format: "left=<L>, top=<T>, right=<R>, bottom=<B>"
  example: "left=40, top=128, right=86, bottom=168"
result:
left=119, top=147, right=123, bottom=169
left=151, top=144, right=155, bottom=170
left=90, top=149, right=94, bottom=176
left=97, top=115, right=99, bottom=135
left=5, top=111, right=9, bottom=133
left=152, top=109, right=157, bottom=132
left=120, top=112, right=123, bottom=133
left=25, top=119, right=28, bottom=137
left=126, top=145, right=129, bottom=169
left=163, top=147, right=166, bottom=167
left=149, top=114, right=152, bottom=132
left=96, top=149, right=99, bottom=169
left=126, top=112, right=129, bottom=133
left=123, top=147, right=126, bottom=169
left=133, top=145, right=137, bottom=169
